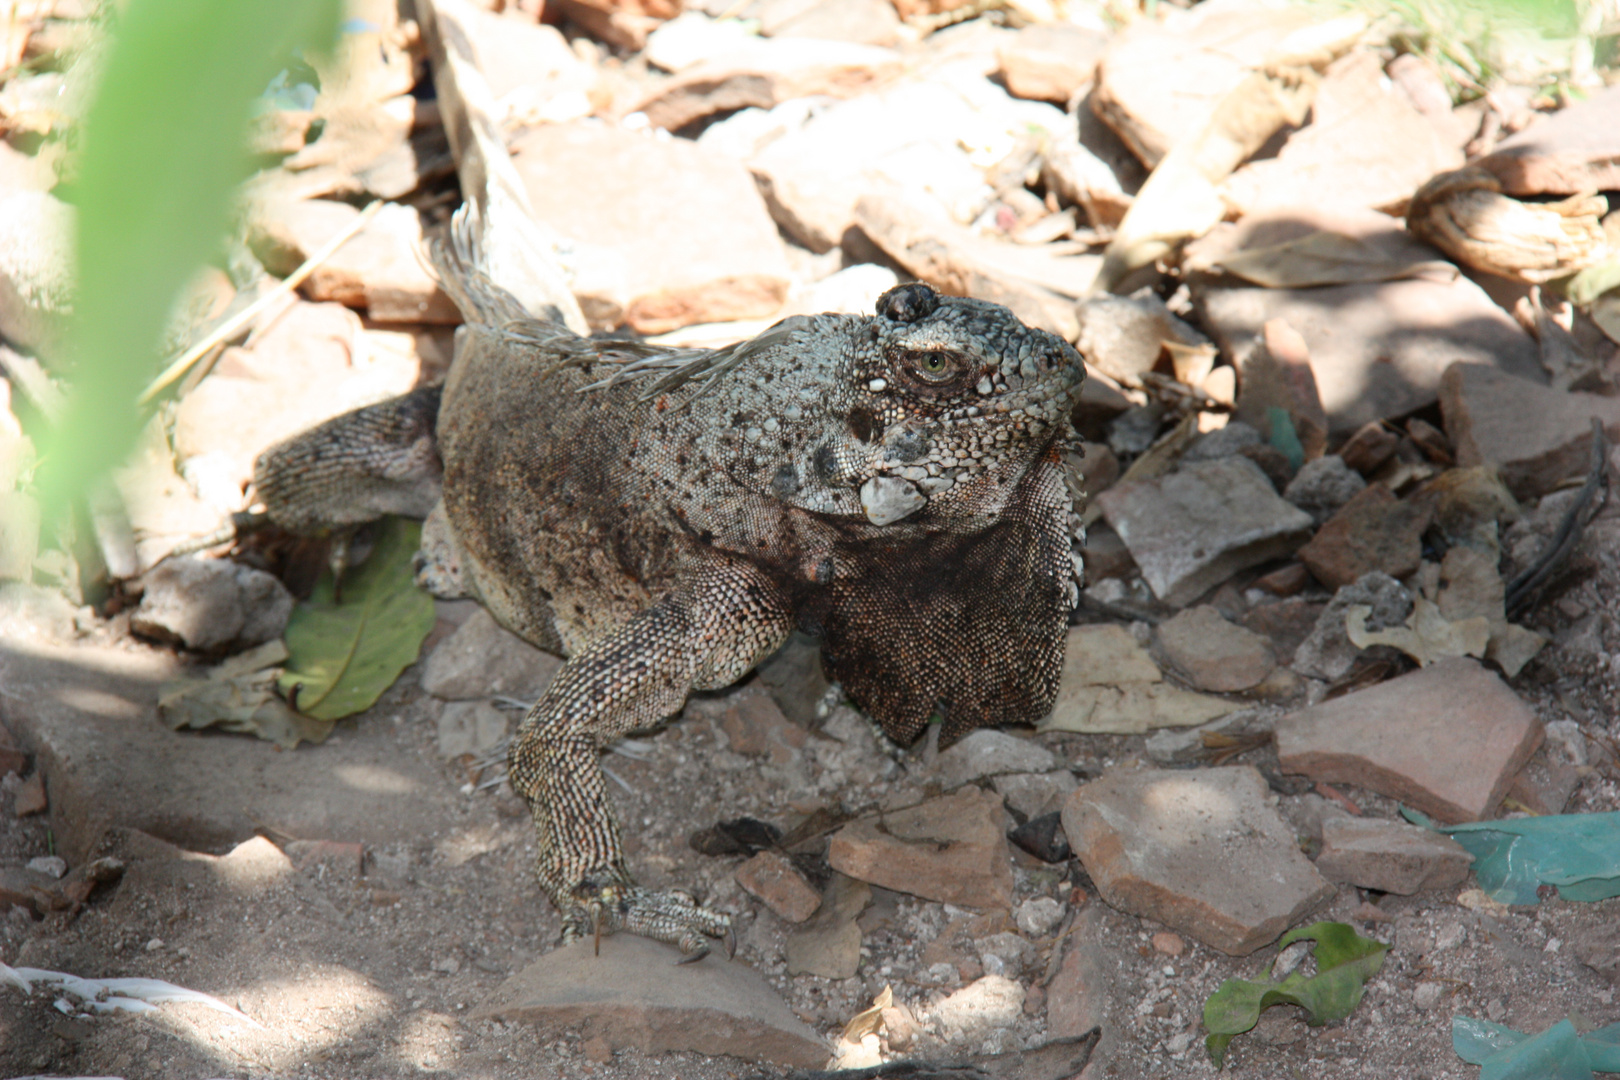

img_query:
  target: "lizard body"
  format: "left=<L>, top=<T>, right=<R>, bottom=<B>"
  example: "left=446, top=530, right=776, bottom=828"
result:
left=254, top=209, right=1086, bottom=957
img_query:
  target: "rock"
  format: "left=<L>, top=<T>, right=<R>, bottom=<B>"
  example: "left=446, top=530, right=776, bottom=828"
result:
left=13, top=772, right=46, bottom=816
left=996, top=24, right=1108, bottom=104
left=1284, top=455, right=1365, bottom=526
left=927, top=975, right=1025, bottom=1042
left=1222, top=52, right=1463, bottom=216
left=1155, top=605, right=1276, bottom=692
left=1097, top=456, right=1314, bottom=607
left=449, top=4, right=596, bottom=103
left=748, top=76, right=1068, bottom=253
left=1049, top=624, right=1235, bottom=735
left=421, top=609, right=562, bottom=701
left=784, top=873, right=869, bottom=977
left=436, top=699, right=509, bottom=759
left=1315, top=816, right=1472, bottom=895
left=510, top=122, right=791, bottom=333
left=1196, top=276, right=1543, bottom=440
left=934, top=729, right=1059, bottom=788
left=854, top=193, right=1092, bottom=340
left=1439, top=361, right=1620, bottom=501
left=1241, top=596, right=1324, bottom=659
left=1337, top=421, right=1401, bottom=476
left=975, top=931, right=1036, bottom=978
left=1046, top=905, right=1112, bottom=1039
left=781, top=262, right=898, bottom=318
left=753, top=632, right=828, bottom=729
left=1015, top=896, right=1065, bottom=938
left=1008, top=810, right=1070, bottom=863
left=1276, top=657, right=1542, bottom=823
left=0, top=189, right=72, bottom=361
left=1062, top=765, right=1335, bottom=955
left=1074, top=293, right=1208, bottom=387
left=827, top=786, right=1014, bottom=909
left=763, top=0, right=901, bottom=45
left=1253, top=563, right=1311, bottom=598
left=1424, top=466, right=1520, bottom=558
left=1041, top=137, right=1134, bottom=230
left=1152, top=932, right=1186, bottom=957
left=284, top=838, right=364, bottom=879
left=1078, top=522, right=1134, bottom=582
left=546, top=0, right=674, bottom=52
left=712, top=688, right=806, bottom=765
left=1090, top=2, right=1334, bottom=166
left=1296, top=485, right=1431, bottom=591
left=736, top=850, right=821, bottom=923
left=1291, top=572, right=1412, bottom=681
left=130, top=557, right=293, bottom=653
left=1505, top=757, right=1583, bottom=816
left=1437, top=545, right=1545, bottom=679
left=174, top=301, right=419, bottom=489
left=1570, top=920, right=1620, bottom=986
left=634, top=38, right=902, bottom=132
left=993, top=770, right=1079, bottom=820
left=1143, top=710, right=1274, bottom=766
left=26, top=854, right=65, bottom=879
left=1472, top=83, right=1620, bottom=196
left=248, top=200, right=458, bottom=323
left=1182, top=421, right=1262, bottom=464
left=473, top=935, right=824, bottom=1067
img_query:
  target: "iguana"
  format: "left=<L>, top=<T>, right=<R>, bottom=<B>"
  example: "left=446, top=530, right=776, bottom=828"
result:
left=253, top=207, right=1087, bottom=960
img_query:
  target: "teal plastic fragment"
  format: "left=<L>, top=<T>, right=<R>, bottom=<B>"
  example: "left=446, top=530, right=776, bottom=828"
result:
left=1401, top=809, right=1620, bottom=905
left=1454, top=1017, right=1620, bottom=1076
left=1266, top=406, right=1304, bottom=471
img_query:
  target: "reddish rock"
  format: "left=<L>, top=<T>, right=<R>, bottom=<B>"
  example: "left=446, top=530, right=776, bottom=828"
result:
left=1254, top=563, right=1311, bottom=597
left=1155, top=605, right=1275, bottom=692
left=1337, top=421, right=1401, bottom=476
left=1241, top=597, right=1326, bottom=660
left=1439, top=361, right=1620, bottom=500
left=1062, top=766, right=1334, bottom=955
left=1151, top=932, right=1186, bottom=957
left=736, top=850, right=821, bottom=924
left=473, top=935, right=824, bottom=1067
left=827, top=786, right=1014, bottom=910
left=1046, top=904, right=1113, bottom=1039
left=12, top=772, right=45, bottom=816
left=1297, top=485, right=1431, bottom=591
left=510, top=122, right=791, bottom=333
left=421, top=608, right=563, bottom=701
left=1096, top=457, right=1313, bottom=607
left=1507, top=758, right=1583, bottom=816
left=716, top=688, right=806, bottom=766
left=1473, top=83, right=1620, bottom=196
left=997, top=24, right=1108, bottom=104
left=1315, top=816, right=1472, bottom=895
left=1275, top=657, right=1542, bottom=823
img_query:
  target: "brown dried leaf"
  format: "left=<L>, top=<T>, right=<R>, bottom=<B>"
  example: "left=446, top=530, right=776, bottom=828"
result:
left=1407, top=166, right=1611, bottom=284
left=1215, top=229, right=1458, bottom=288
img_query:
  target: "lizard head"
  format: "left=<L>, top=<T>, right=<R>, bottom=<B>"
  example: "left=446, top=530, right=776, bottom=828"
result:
left=797, top=282, right=1086, bottom=526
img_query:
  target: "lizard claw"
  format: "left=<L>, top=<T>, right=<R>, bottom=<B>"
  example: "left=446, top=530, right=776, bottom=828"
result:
left=563, top=879, right=732, bottom=962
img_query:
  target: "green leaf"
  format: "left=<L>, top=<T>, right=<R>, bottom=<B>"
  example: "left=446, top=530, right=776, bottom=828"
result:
left=36, top=0, right=342, bottom=523
left=279, top=518, right=436, bottom=722
left=1202, top=922, right=1389, bottom=1068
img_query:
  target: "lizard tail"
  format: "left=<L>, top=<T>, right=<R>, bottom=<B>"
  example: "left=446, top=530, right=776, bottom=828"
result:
left=429, top=203, right=537, bottom=330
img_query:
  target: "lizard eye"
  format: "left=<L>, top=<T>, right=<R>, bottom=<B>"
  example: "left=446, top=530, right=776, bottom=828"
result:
left=892, top=348, right=971, bottom=391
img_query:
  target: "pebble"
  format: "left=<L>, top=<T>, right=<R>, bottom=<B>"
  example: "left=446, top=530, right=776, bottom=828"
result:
left=1015, top=896, right=1066, bottom=938
left=1283, top=455, right=1366, bottom=525
left=421, top=609, right=562, bottom=701
left=1296, top=485, right=1431, bottom=590
left=1315, top=816, right=1473, bottom=895
left=26, top=855, right=65, bottom=878
left=735, top=850, right=821, bottom=924
left=130, top=556, right=294, bottom=654
left=1154, top=605, right=1276, bottom=692
left=934, top=729, right=1059, bottom=788
left=1292, top=572, right=1412, bottom=681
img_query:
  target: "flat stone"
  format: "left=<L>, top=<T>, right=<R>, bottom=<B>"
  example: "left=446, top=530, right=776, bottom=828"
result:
left=129, top=556, right=293, bottom=654
left=763, top=0, right=901, bottom=45
left=1297, top=485, right=1431, bottom=591
left=784, top=873, right=869, bottom=978
left=1240, top=596, right=1324, bottom=659
left=421, top=608, right=562, bottom=701
left=174, top=301, right=419, bottom=489
left=1223, top=51, right=1462, bottom=215
left=1196, top=276, right=1543, bottom=440
left=1276, top=656, right=1543, bottom=823
left=934, top=729, right=1059, bottom=789
left=854, top=193, right=1091, bottom=340
left=1097, top=456, right=1314, bottom=607
left=511, top=122, right=791, bottom=333
left=248, top=199, right=459, bottom=323
left=1155, top=605, right=1276, bottom=692
left=992, top=771, right=1079, bottom=820
left=926, top=974, right=1025, bottom=1042
left=753, top=632, right=829, bottom=729
left=996, top=24, right=1107, bottom=104
left=435, top=699, right=509, bottom=758
left=1144, top=710, right=1274, bottom=766
left=1473, top=83, right=1620, bottom=196
left=13, top=771, right=46, bottom=816
left=1506, top=757, right=1583, bottom=816
left=472, top=935, right=825, bottom=1067
left=736, top=850, right=821, bottom=923
left=1284, top=455, right=1366, bottom=526
left=1057, top=623, right=1159, bottom=683
left=1315, top=816, right=1473, bottom=895
left=1062, top=765, right=1335, bottom=955
left=1439, top=361, right=1620, bottom=501
left=1291, top=572, right=1412, bottom=681
left=1048, top=623, right=1236, bottom=734
left=448, top=4, right=595, bottom=102
left=1253, top=562, right=1312, bottom=598
left=1074, top=293, right=1208, bottom=387
left=712, top=687, right=806, bottom=766
left=827, top=786, right=1014, bottom=910
left=1046, top=904, right=1113, bottom=1039
left=634, top=38, right=901, bottom=131
left=1337, top=421, right=1401, bottom=476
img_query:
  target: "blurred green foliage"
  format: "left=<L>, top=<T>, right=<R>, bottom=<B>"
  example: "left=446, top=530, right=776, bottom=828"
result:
left=35, top=0, right=342, bottom=524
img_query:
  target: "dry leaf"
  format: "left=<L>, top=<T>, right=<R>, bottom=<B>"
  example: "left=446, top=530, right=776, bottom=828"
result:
left=1592, top=295, right=1620, bottom=346
left=159, top=639, right=335, bottom=750
left=1345, top=598, right=1489, bottom=667
left=841, top=984, right=893, bottom=1043
left=1214, top=229, right=1458, bottom=288
left=1407, top=167, right=1611, bottom=284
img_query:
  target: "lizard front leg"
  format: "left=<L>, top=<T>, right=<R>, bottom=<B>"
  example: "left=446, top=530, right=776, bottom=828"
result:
left=508, top=553, right=793, bottom=959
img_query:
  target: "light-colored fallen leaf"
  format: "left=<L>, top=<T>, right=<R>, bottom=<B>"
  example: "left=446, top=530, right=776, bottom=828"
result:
left=1346, top=597, right=1489, bottom=667
left=159, top=639, right=334, bottom=750
left=841, top=984, right=893, bottom=1043
left=1407, top=167, right=1610, bottom=284
left=1214, top=229, right=1459, bottom=288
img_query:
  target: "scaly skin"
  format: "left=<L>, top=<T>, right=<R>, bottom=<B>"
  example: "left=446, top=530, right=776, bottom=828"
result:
left=254, top=208, right=1087, bottom=959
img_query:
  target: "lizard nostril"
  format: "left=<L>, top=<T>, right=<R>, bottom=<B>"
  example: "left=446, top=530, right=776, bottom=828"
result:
left=847, top=407, right=881, bottom=444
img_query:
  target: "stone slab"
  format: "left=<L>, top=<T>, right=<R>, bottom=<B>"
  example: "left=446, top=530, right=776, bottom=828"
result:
left=473, top=935, right=826, bottom=1067
left=1097, top=456, right=1314, bottom=607
left=1474, top=83, right=1620, bottom=196
left=1154, top=604, right=1275, bottom=692
left=421, top=608, right=562, bottom=701
left=1062, top=765, right=1335, bottom=955
left=1275, top=656, right=1543, bottom=824
left=1296, top=484, right=1431, bottom=591
left=1315, top=816, right=1472, bottom=895
left=827, top=786, right=1014, bottom=910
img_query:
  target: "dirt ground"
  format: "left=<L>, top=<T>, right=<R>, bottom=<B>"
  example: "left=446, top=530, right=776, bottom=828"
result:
left=1, top=488, right=1618, bottom=1080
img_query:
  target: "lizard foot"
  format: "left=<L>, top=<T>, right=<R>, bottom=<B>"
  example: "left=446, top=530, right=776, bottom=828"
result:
left=563, top=878, right=734, bottom=963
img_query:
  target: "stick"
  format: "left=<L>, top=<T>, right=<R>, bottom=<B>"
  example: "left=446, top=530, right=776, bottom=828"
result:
left=1505, top=418, right=1610, bottom=617
left=136, top=199, right=384, bottom=406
